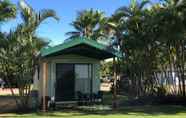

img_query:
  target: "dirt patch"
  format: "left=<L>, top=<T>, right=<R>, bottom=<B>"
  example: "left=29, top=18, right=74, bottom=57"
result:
left=0, top=96, right=17, bottom=113
left=0, top=88, right=18, bottom=96
left=100, top=83, right=112, bottom=92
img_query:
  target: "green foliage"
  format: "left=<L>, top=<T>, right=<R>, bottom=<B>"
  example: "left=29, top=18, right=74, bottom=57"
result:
left=66, top=9, right=108, bottom=40
left=110, top=0, right=186, bottom=97
left=65, top=0, right=186, bottom=97
left=0, top=0, right=16, bottom=22
left=1, top=0, right=186, bottom=109
left=0, top=0, right=58, bottom=110
left=101, top=61, right=113, bottom=77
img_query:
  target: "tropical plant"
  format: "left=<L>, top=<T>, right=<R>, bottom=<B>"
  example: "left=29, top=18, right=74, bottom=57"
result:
left=0, top=0, right=58, bottom=111
left=110, top=0, right=153, bottom=97
left=66, top=9, right=106, bottom=40
left=157, top=0, right=186, bottom=96
left=107, top=0, right=186, bottom=98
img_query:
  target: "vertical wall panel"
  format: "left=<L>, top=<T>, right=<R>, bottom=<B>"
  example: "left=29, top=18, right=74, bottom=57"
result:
left=93, top=63, right=101, bottom=93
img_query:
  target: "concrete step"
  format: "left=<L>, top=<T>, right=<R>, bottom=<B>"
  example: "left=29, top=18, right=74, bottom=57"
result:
left=55, top=101, right=78, bottom=108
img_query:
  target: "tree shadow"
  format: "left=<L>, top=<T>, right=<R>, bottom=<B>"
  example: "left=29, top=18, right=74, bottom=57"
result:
left=34, top=105, right=186, bottom=117
left=1, top=94, right=186, bottom=117
left=1, top=105, right=186, bottom=117
left=74, top=105, right=186, bottom=116
left=0, top=96, right=17, bottom=114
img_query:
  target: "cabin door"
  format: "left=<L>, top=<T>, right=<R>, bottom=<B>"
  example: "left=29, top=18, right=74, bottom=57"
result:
left=55, top=64, right=75, bottom=101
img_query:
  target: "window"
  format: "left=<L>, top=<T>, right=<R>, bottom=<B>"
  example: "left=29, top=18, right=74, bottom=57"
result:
left=75, top=64, right=92, bottom=94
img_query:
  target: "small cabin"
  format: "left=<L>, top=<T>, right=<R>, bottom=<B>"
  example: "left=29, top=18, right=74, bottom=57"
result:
left=33, top=37, right=120, bottom=104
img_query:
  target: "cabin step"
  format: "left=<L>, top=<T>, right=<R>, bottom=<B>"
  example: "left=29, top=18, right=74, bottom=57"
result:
left=55, top=101, right=78, bottom=108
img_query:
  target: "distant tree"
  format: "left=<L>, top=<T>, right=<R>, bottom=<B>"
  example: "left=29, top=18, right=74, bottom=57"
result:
left=101, top=61, right=113, bottom=78
left=66, top=9, right=106, bottom=40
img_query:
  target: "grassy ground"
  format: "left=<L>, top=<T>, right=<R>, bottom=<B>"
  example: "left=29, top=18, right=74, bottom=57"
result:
left=1, top=105, right=186, bottom=118
left=102, top=92, right=129, bottom=105
left=1, top=92, right=186, bottom=118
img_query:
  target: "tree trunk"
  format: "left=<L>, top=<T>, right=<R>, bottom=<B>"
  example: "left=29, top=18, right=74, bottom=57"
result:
left=112, top=57, right=118, bottom=109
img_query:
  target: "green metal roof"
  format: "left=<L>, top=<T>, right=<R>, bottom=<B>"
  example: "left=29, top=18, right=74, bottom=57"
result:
left=40, top=37, right=121, bottom=59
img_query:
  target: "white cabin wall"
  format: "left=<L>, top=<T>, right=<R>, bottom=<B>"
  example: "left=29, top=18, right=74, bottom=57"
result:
left=39, top=54, right=101, bottom=100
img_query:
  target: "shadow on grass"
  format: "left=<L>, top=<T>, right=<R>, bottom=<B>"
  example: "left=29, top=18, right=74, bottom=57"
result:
left=1, top=94, right=186, bottom=117
left=33, top=105, right=186, bottom=117
left=1, top=105, right=186, bottom=117
left=0, top=96, right=18, bottom=114
left=73, top=105, right=186, bottom=116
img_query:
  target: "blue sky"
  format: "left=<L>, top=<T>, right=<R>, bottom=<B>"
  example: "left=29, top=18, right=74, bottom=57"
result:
left=2, top=0, right=159, bottom=45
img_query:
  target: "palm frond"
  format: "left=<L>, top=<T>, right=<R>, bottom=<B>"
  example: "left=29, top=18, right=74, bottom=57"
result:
left=32, top=36, right=49, bottom=50
left=65, top=31, right=81, bottom=40
left=65, top=31, right=81, bottom=36
left=71, top=22, right=83, bottom=32
left=115, top=6, right=132, bottom=17
left=0, top=0, right=16, bottom=22
left=69, top=9, right=106, bottom=39
left=37, top=9, right=59, bottom=24
left=139, top=0, right=150, bottom=10
left=19, top=0, right=33, bottom=23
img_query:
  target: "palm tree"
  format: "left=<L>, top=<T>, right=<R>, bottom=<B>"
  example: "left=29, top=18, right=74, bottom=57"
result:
left=158, top=0, right=186, bottom=96
left=108, top=0, right=151, bottom=99
left=110, top=0, right=150, bottom=40
left=110, top=0, right=186, bottom=97
left=0, top=0, right=16, bottom=88
left=66, top=9, right=106, bottom=40
left=0, top=0, right=59, bottom=110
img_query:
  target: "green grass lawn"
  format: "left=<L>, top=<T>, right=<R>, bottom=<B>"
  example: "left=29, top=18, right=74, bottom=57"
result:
left=1, top=93, right=186, bottom=118
left=1, top=105, right=186, bottom=118
left=102, top=92, right=129, bottom=105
